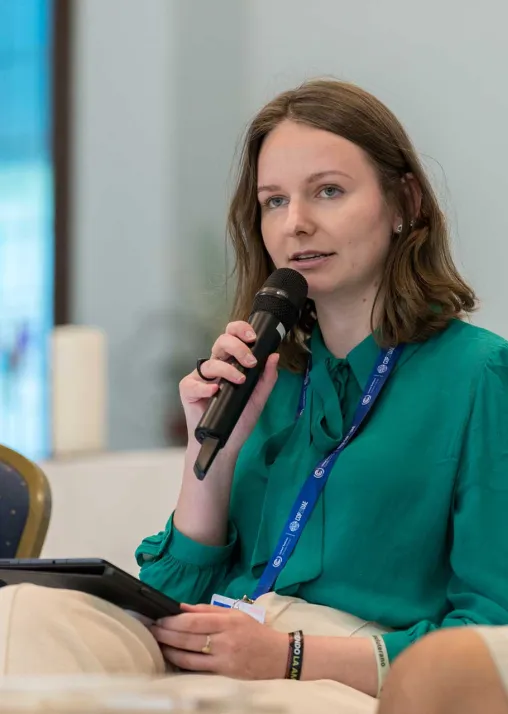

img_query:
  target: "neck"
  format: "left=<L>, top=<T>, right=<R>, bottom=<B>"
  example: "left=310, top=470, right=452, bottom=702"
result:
left=314, top=285, right=380, bottom=359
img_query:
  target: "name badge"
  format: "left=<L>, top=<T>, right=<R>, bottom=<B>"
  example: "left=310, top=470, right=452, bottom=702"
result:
left=211, top=594, right=265, bottom=624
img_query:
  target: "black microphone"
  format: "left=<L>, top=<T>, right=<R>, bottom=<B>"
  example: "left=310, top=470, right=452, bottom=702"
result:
left=194, top=268, right=309, bottom=480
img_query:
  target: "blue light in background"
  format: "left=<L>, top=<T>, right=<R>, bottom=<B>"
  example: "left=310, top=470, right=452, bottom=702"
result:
left=0, top=0, right=54, bottom=459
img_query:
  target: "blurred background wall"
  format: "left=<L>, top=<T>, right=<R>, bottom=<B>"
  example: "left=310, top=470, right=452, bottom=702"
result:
left=70, top=0, right=175, bottom=451
left=71, top=0, right=246, bottom=451
left=1, top=0, right=507, bottom=458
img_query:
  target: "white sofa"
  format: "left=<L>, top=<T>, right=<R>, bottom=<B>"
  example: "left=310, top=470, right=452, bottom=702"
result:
left=39, top=449, right=186, bottom=576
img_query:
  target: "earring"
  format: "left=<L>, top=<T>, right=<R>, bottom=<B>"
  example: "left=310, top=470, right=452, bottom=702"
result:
left=410, top=219, right=416, bottom=229
left=396, top=223, right=403, bottom=234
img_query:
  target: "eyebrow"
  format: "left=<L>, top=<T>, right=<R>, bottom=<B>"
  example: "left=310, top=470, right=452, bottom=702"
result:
left=257, top=170, right=353, bottom=194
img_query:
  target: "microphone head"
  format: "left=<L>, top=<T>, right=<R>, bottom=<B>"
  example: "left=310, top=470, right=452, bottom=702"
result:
left=252, top=268, right=309, bottom=333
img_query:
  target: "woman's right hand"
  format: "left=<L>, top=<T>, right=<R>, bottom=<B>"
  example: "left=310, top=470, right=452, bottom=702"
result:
left=179, top=320, right=280, bottom=456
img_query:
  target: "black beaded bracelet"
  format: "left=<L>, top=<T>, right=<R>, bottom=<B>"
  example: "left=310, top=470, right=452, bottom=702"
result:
left=285, top=630, right=304, bottom=680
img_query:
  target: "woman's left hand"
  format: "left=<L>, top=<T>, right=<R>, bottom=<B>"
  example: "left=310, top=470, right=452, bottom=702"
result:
left=150, top=603, right=288, bottom=680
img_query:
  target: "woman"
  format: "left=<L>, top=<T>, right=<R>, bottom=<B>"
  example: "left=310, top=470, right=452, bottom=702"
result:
left=1, top=80, right=507, bottom=712
left=133, top=79, right=508, bottom=696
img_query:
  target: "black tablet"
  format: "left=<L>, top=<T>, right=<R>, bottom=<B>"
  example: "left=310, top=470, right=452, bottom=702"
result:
left=0, top=558, right=181, bottom=622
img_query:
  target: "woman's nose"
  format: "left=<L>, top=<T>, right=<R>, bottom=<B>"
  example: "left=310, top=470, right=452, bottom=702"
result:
left=284, top=199, right=316, bottom=237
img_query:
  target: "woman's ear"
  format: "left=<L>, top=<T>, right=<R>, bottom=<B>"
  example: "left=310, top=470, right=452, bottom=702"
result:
left=392, top=173, right=423, bottom=233
left=402, top=173, right=422, bottom=220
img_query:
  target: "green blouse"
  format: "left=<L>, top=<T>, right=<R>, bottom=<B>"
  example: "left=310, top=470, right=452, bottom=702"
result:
left=136, top=319, right=508, bottom=662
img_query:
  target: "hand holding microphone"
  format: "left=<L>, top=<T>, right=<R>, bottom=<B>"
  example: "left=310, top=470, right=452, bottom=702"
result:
left=189, top=268, right=308, bottom=479
left=179, top=321, right=280, bottom=460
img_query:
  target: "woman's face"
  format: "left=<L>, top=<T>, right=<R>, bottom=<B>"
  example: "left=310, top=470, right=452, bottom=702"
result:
left=257, top=120, right=399, bottom=303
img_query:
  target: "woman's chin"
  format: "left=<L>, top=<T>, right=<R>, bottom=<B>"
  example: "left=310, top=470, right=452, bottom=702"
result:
left=306, top=279, right=345, bottom=303
left=305, top=270, right=380, bottom=304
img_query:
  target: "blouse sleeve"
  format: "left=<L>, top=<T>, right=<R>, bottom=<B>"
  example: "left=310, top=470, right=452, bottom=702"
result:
left=135, top=514, right=238, bottom=605
left=382, top=343, right=508, bottom=661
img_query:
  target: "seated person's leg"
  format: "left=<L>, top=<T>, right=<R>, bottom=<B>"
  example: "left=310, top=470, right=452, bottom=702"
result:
left=0, top=584, right=165, bottom=676
left=377, top=628, right=508, bottom=714
left=0, top=584, right=380, bottom=714
left=474, top=626, right=508, bottom=697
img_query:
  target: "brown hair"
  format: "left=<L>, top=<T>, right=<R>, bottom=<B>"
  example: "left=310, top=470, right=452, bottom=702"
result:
left=227, top=79, right=477, bottom=373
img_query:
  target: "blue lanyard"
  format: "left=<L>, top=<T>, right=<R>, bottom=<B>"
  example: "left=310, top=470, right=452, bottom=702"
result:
left=250, top=343, right=404, bottom=601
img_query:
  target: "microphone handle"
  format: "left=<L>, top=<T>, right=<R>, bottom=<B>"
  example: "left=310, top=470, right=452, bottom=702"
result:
left=194, top=311, right=286, bottom=447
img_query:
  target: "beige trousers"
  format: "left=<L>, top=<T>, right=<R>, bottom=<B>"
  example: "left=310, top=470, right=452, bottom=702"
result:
left=475, top=627, right=508, bottom=695
left=0, top=584, right=381, bottom=714
left=1, top=584, right=508, bottom=713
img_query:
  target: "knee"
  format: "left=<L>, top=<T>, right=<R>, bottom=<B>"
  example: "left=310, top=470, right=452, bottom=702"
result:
left=378, top=628, right=508, bottom=714
left=2, top=583, right=110, bottom=632
left=0, top=583, right=65, bottom=631
left=0, top=584, right=165, bottom=676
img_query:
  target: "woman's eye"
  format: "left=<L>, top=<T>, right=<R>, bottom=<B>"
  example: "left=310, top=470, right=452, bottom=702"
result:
left=318, top=186, right=343, bottom=199
left=264, top=196, right=288, bottom=209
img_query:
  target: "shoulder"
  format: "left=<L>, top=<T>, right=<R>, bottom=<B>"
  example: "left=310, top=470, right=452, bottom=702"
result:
left=401, top=320, right=508, bottom=404
left=412, top=321, right=508, bottom=415
left=424, top=319, right=508, bottom=373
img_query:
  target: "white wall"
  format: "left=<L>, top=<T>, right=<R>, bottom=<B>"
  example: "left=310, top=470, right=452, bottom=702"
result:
left=244, top=0, right=508, bottom=336
left=71, top=0, right=249, bottom=451
left=71, top=0, right=508, bottom=450
left=70, top=0, right=175, bottom=450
